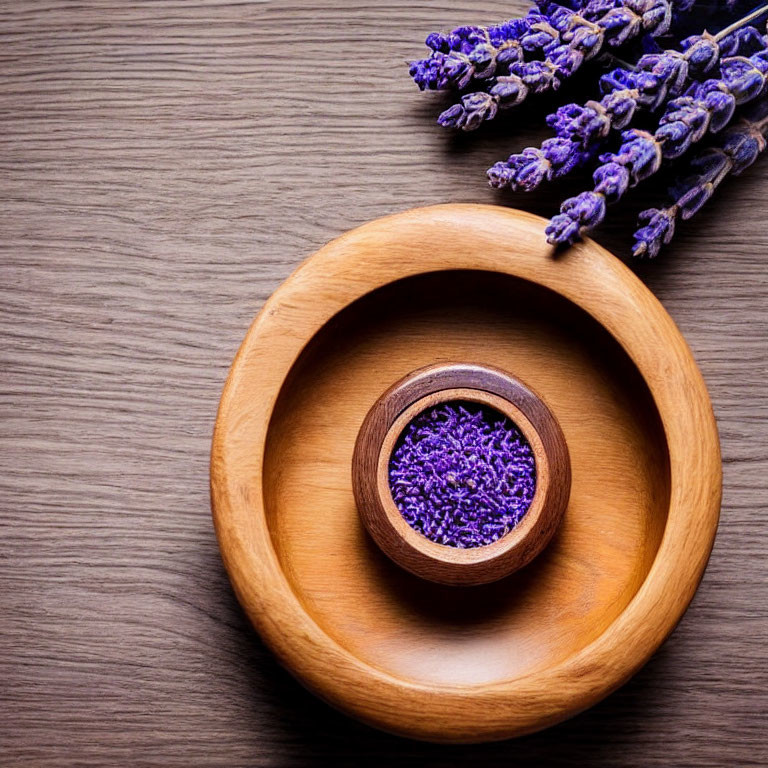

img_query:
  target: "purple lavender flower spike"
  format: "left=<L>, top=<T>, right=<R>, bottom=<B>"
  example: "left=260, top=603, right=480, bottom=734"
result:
left=562, top=191, right=607, bottom=226
left=488, top=137, right=593, bottom=191
left=602, top=87, right=643, bottom=126
left=438, top=75, right=528, bottom=130
left=634, top=53, right=689, bottom=106
left=410, top=33, right=514, bottom=91
left=448, top=25, right=487, bottom=55
left=598, top=0, right=671, bottom=47
left=548, top=75, right=644, bottom=147
left=633, top=98, right=768, bottom=258
left=720, top=119, right=768, bottom=172
left=680, top=32, right=721, bottom=71
left=598, top=5, right=643, bottom=45
left=425, top=32, right=450, bottom=53
left=546, top=191, right=606, bottom=243
left=487, top=161, right=517, bottom=189
left=656, top=92, right=721, bottom=157
left=520, top=12, right=561, bottom=51
left=409, top=58, right=447, bottom=91
left=546, top=213, right=583, bottom=244
left=593, top=161, right=631, bottom=201
left=437, top=103, right=466, bottom=129
left=515, top=57, right=566, bottom=93
left=633, top=209, right=677, bottom=258
left=409, top=7, right=575, bottom=93
left=547, top=129, right=661, bottom=245
left=438, top=92, right=498, bottom=131
left=548, top=137, right=595, bottom=177
left=487, top=18, right=530, bottom=50
left=509, top=153, right=553, bottom=191
left=388, top=402, right=537, bottom=549
left=491, top=75, right=529, bottom=105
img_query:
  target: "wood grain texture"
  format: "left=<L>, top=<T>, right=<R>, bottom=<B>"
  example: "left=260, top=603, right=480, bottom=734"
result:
left=0, top=0, right=766, bottom=764
left=351, top=363, right=571, bottom=586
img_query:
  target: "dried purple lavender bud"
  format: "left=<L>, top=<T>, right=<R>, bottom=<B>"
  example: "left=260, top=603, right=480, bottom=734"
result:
left=438, top=92, right=497, bottom=131
left=680, top=31, right=720, bottom=70
left=548, top=75, right=643, bottom=145
left=488, top=137, right=598, bottom=191
left=632, top=209, right=677, bottom=258
left=597, top=0, right=672, bottom=46
left=547, top=192, right=607, bottom=244
left=633, top=97, right=768, bottom=257
left=410, top=24, right=522, bottom=91
left=388, top=402, right=536, bottom=549
left=439, top=76, right=529, bottom=129
left=655, top=82, right=734, bottom=157
left=721, top=50, right=768, bottom=100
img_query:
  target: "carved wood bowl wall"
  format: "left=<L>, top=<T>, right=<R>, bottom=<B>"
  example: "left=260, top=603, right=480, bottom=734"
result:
left=210, top=204, right=721, bottom=743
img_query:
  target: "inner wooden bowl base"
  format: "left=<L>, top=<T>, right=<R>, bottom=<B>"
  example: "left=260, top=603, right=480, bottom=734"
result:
left=263, top=270, right=670, bottom=688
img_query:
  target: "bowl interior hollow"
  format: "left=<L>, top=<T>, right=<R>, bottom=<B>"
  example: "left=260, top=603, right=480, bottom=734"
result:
left=262, top=269, right=671, bottom=688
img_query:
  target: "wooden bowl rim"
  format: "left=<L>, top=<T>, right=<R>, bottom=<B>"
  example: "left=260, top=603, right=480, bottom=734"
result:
left=210, top=204, right=721, bottom=743
left=352, top=364, right=570, bottom=585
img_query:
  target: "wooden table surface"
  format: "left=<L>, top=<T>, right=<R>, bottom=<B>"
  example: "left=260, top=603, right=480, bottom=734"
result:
left=2, top=1, right=767, bottom=765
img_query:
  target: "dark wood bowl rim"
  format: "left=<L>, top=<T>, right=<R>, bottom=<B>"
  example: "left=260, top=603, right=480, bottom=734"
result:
left=351, top=363, right=572, bottom=586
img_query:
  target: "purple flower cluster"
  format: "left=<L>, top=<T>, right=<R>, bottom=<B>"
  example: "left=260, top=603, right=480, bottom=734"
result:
left=409, top=1, right=768, bottom=255
left=546, top=33, right=768, bottom=245
left=388, top=402, right=536, bottom=549
left=634, top=98, right=768, bottom=257
left=439, top=0, right=676, bottom=131
left=409, top=10, right=563, bottom=92
left=489, top=25, right=761, bottom=192
left=488, top=136, right=598, bottom=190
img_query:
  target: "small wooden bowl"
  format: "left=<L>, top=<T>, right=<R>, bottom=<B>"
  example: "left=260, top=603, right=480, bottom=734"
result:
left=352, top=363, right=571, bottom=586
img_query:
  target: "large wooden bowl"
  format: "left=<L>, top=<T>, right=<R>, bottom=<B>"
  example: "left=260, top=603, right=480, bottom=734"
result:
left=210, top=204, right=721, bottom=743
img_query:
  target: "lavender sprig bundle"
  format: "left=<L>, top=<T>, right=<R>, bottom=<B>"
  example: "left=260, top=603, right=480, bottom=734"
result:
left=409, top=0, right=602, bottom=92
left=546, top=35, right=768, bottom=244
left=409, top=1, right=768, bottom=255
left=488, top=24, right=761, bottom=191
left=435, top=0, right=678, bottom=131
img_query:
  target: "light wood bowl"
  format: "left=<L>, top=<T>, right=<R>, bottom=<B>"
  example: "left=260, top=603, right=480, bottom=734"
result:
left=211, top=204, right=721, bottom=743
left=351, top=362, right=571, bottom=586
